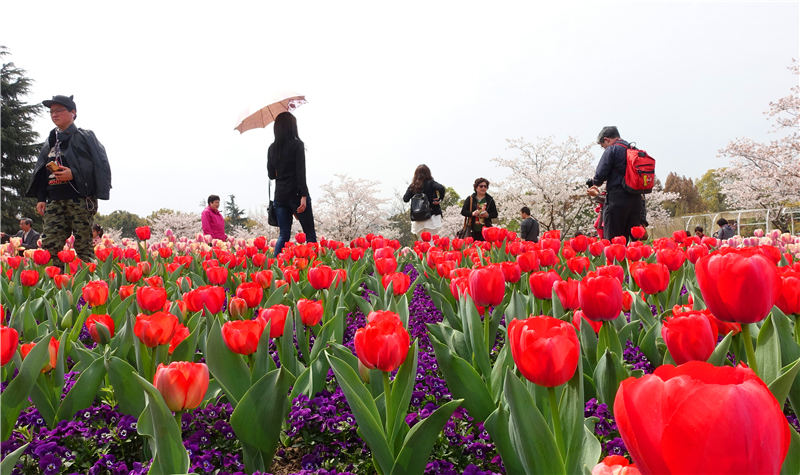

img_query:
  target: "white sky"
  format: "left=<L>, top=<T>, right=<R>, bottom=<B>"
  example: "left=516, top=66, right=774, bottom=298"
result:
left=3, top=2, right=798, bottom=218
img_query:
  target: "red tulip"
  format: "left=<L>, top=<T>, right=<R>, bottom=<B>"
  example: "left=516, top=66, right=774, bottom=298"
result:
left=499, top=261, right=521, bottom=284
left=696, top=248, right=781, bottom=324
left=137, top=285, right=168, bottom=313
left=82, top=280, right=109, bottom=307
left=622, top=291, right=633, bottom=312
left=354, top=311, right=410, bottom=373
left=206, top=266, right=228, bottom=286
left=554, top=278, right=580, bottom=310
left=592, top=455, right=640, bottom=475
left=578, top=274, right=623, bottom=322
left=44, top=266, right=60, bottom=279
left=672, top=229, right=687, bottom=243
left=1, top=325, right=19, bottom=366
left=516, top=252, right=539, bottom=273
left=57, top=250, right=75, bottom=263
left=382, top=272, right=411, bottom=295
left=661, top=311, right=718, bottom=365
left=308, top=265, right=334, bottom=290
left=297, top=299, right=324, bottom=327
left=374, top=257, right=398, bottom=276
left=436, top=261, right=456, bottom=279
left=572, top=310, right=602, bottom=334
left=596, top=265, right=625, bottom=286
left=529, top=270, right=562, bottom=300
left=295, top=232, right=306, bottom=244
left=20, top=337, right=59, bottom=372
left=615, top=362, right=790, bottom=474
left=135, top=226, right=151, bottom=241
left=227, top=297, right=247, bottom=319
left=253, top=270, right=273, bottom=289
left=632, top=263, right=670, bottom=295
left=333, top=269, right=347, bottom=288
left=508, top=315, right=579, bottom=387
left=589, top=241, right=606, bottom=257
left=236, top=282, right=263, bottom=308
left=137, top=261, right=152, bottom=275
left=134, top=311, right=180, bottom=347
left=168, top=324, right=190, bottom=355
left=420, top=231, right=432, bottom=242
left=468, top=265, right=506, bottom=307
left=567, top=256, right=591, bottom=275
left=561, top=246, right=576, bottom=260
left=222, top=319, right=266, bottom=355
left=118, top=284, right=135, bottom=301
left=20, top=270, right=39, bottom=287
left=630, top=226, right=646, bottom=240
left=257, top=304, right=290, bottom=338
left=570, top=234, right=589, bottom=253
left=776, top=270, right=800, bottom=316
left=656, top=249, right=686, bottom=272
left=153, top=361, right=209, bottom=412
left=184, top=285, right=226, bottom=315
left=33, top=249, right=51, bottom=266
left=685, top=244, right=709, bottom=264
left=123, top=266, right=142, bottom=283
left=85, top=314, right=115, bottom=344
left=537, top=249, right=558, bottom=267
left=604, top=244, right=626, bottom=264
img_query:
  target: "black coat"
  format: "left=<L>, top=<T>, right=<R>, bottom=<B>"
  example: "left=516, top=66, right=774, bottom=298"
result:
left=14, top=229, right=40, bottom=249
left=403, top=180, right=446, bottom=216
left=267, top=140, right=309, bottom=203
left=461, top=193, right=498, bottom=227
left=26, top=125, right=112, bottom=201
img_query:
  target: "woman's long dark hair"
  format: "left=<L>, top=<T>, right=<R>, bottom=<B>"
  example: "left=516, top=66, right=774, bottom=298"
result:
left=272, top=112, right=301, bottom=150
left=410, top=164, right=433, bottom=193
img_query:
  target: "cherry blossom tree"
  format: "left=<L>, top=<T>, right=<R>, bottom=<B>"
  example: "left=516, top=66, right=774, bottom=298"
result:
left=228, top=204, right=279, bottom=241
left=315, top=174, right=389, bottom=242
left=148, top=210, right=201, bottom=241
left=717, top=60, right=800, bottom=231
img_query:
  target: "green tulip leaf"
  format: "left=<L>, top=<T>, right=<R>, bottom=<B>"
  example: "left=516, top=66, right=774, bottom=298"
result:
left=485, top=404, right=526, bottom=475
left=781, top=426, right=800, bottom=475
left=580, top=318, right=599, bottom=370
left=756, top=314, right=781, bottom=387
left=388, top=341, right=418, bottom=447
left=597, top=321, right=623, bottom=362
left=631, top=291, right=656, bottom=331
left=490, top=340, right=514, bottom=405
left=768, top=357, right=800, bottom=410
left=133, top=373, right=190, bottom=475
left=205, top=318, right=250, bottom=408
left=0, top=442, right=29, bottom=475
left=263, top=286, right=287, bottom=308
left=594, top=350, right=627, bottom=411
left=0, top=333, right=51, bottom=441
left=560, top=349, right=588, bottom=475
left=171, top=318, right=203, bottom=364
left=29, top=374, right=57, bottom=428
left=252, top=321, right=273, bottom=386
left=504, top=368, right=566, bottom=475
left=106, top=356, right=147, bottom=418
left=390, top=399, right=463, bottom=475
left=429, top=335, right=495, bottom=422
left=55, top=355, right=107, bottom=424
left=639, top=321, right=663, bottom=370
left=707, top=331, right=735, bottom=367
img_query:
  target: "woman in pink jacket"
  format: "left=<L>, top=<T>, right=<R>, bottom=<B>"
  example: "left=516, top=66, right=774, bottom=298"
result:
left=201, top=194, right=227, bottom=240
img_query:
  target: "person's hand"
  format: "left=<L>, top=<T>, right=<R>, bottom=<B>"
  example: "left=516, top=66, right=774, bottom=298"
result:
left=297, top=196, right=307, bottom=214
left=587, top=186, right=599, bottom=197
left=37, top=202, right=46, bottom=216
left=432, top=199, right=440, bottom=205
left=54, top=166, right=73, bottom=181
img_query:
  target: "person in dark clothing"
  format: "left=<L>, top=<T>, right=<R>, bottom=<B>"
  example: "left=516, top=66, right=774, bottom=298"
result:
left=519, top=206, right=539, bottom=242
left=715, top=218, right=735, bottom=240
left=26, top=95, right=111, bottom=265
left=461, top=178, right=498, bottom=241
left=403, top=165, right=446, bottom=238
left=267, top=112, right=316, bottom=256
left=589, top=126, right=642, bottom=242
left=694, top=226, right=706, bottom=239
left=0, top=218, right=40, bottom=249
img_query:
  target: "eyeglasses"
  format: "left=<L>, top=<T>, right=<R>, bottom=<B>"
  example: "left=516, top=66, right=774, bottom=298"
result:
left=477, top=184, right=488, bottom=189
left=50, top=108, right=69, bottom=115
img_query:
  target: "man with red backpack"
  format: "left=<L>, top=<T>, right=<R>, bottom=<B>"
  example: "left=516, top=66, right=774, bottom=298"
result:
left=589, top=126, right=653, bottom=242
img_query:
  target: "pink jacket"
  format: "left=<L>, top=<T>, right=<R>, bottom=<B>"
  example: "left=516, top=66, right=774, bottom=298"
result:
left=201, top=206, right=227, bottom=240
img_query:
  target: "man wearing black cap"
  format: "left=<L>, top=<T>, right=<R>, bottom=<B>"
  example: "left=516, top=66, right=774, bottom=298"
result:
left=25, top=95, right=111, bottom=265
left=588, top=126, right=643, bottom=242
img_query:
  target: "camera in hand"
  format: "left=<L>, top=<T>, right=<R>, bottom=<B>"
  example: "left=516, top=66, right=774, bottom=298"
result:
left=586, top=178, right=595, bottom=188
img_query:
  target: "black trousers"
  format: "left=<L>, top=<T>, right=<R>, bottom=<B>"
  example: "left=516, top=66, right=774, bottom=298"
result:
left=603, top=188, right=642, bottom=242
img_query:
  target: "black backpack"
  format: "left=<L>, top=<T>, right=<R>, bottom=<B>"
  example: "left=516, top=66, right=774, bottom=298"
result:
left=410, top=192, right=432, bottom=221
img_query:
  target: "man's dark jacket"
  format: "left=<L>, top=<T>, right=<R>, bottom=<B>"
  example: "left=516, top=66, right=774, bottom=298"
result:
left=14, top=229, right=40, bottom=248
left=26, top=125, right=112, bottom=200
left=520, top=216, right=540, bottom=242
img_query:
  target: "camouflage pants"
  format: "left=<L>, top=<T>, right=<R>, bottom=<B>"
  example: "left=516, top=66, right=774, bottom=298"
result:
left=42, top=197, right=97, bottom=265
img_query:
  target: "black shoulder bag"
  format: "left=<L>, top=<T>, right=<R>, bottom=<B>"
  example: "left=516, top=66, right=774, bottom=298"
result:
left=456, top=196, right=473, bottom=239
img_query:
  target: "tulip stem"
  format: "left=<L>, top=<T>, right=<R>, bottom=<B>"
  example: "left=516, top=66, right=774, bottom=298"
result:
left=174, top=410, right=183, bottom=433
left=547, top=386, right=565, bottom=459
left=484, top=310, right=491, bottom=354
left=741, top=324, right=759, bottom=377
left=382, top=371, right=393, bottom=438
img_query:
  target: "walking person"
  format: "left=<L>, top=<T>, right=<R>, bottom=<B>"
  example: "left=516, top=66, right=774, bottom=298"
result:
left=519, top=207, right=540, bottom=242
left=589, top=126, right=643, bottom=242
left=403, top=165, right=446, bottom=238
left=25, top=95, right=111, bottom=266
left=461, top=178, right=498, bottom=241
left=201, top=195, right=227, bottom=241
left=267, top=112, right=316, bottom=256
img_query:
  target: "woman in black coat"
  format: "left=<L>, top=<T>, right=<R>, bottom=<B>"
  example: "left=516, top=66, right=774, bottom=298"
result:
left=403, top=165, right=446, bottom=238
left=461, top=177, right=498, bottom=241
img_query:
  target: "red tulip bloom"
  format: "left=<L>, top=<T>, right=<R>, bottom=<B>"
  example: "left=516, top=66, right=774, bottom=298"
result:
left=20, top=270, right=39, bottom=287
left=137, top=261, right=152, bottom=275
left=508, top=315, right=579, bottom=387
left=308, top=265, right=334, bottom=290
left=206, top=266, right=228, bottom=286
left=374, top=257, right=398, bottom=276
left=596, top=265, right=624, bottom=286
left=295, top=232, right=307, bottom=244
left=567, top=256, right=591, bottom=275
left=57, top=250, right=75, bottom=263
left=468, top=265, right=506, bottom=307
left=420, top=231, right=432, bottom=242
left=516, top=252, right=539, bottom=273
left=656, top=248, right=687, bottom=272
left=184, top=285, right=227, bottom=315
left=1, top=325, right=19, bottom=366
left=672, top=229, right=688, bottom=243
left=354, top=311, right=410, bottom=373
left=144, top=275, right=163, bottom=288
left=257, top=304, right=290, bottom=338
left=119, top=284, right=135, bottom=301
left=236, top=282, right=264, bottom=308
left=615, top=362, right=790, bottom=474
left=168, top=324, right=190, bottom=355
left=592, top=456, right=639, bottom=475
left=561, top=246, right=576, bottom=260
left=696, top=248, right=781, bottom=324
left=333, top=269, right=347, bottom=288
left=135, top=226, right=151, bottom=241
left=758, top=245, right=782, bottom=265
left=227, top=297, right=247, bottom=319
left=535, top=249, right=556, bottom=268
left=776, top=270, right=800, bottom=316
left=685, top=244, right=709, bottom=264
left=85, top=314, right=115, bottom=344
left=554, top=278, right=580, bottom=310
left=630, top=226, right=646, bottom=240
left=153, top=361, right=209, bottom=412
left=578, top=274, right=623, bottom=322
left=622, top=291, right=633, bottom=312
left=33, top=249, right=51, bottom=266
left=297, top=299, right=324, bottom=326
left=82, top=280, right=109, bottom=307
left=604, top=244, right=626, bottom=264
left=661, top=311, right=718, bottom=365
left=499, top=261, right=521, bottom=284
left=436, top=261, right=456, bottom=279
left=569, top=234, right=589, bottom=253
left=589, top=241, right=606, bottom=257
left=529, top=270, right=562, bottom=300
left=134, top=311, right=180, bottom=347
left=222, top=319, right=266, bottom=355
left=20, top=336, right=59, bottom=373
left=632, top=263, right=670, bottom=295
left=44, top=266, right=61, bottom=279
left=335, top=248, right=352, bottom=260
left=572, top=310, right=602, bottom=334
left=124, top=266, right=143, bottom=283
left=137, top=285, right=168, bottom=313
left=382, top=272, right=411, bottom=295
left=253, top=270, right=273, bottom=289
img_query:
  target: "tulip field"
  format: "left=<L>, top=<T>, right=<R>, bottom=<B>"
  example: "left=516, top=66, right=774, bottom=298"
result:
left=1, top=227, right=800, bottom=475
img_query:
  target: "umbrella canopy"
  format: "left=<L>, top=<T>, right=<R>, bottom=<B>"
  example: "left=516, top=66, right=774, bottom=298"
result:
left=234, top=91, right=307, bottom=134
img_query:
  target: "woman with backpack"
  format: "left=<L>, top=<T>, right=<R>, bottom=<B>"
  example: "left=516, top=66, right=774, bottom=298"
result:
left=403, top=165, right=446, bottom=238
left=460, top=177, right=498, bottom=241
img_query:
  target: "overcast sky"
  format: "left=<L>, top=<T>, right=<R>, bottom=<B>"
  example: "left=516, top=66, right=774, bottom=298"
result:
left=3, top=2, right=798, bottom=218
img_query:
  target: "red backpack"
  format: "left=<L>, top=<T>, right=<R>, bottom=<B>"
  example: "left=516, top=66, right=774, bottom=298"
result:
left=615, top=142, right=656, bottom=194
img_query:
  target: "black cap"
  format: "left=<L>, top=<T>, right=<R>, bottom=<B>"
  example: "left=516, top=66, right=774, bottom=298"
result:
left=43, top=95, right=76, bottom=111
left=596, top=126, right=620, bottom=144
